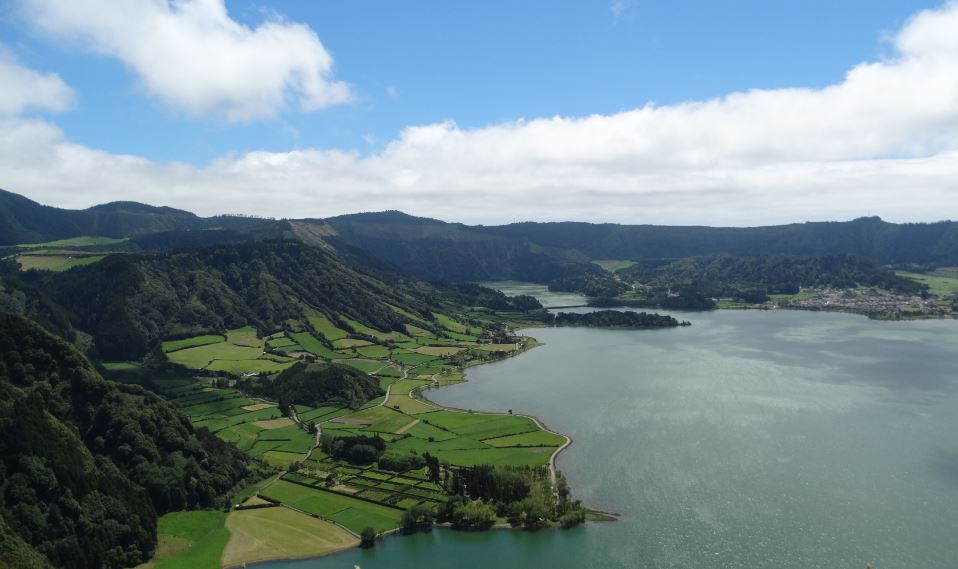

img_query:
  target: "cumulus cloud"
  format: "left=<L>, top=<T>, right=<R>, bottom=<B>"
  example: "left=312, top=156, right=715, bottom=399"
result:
left=3, top=2, right=958, bottom=225
left=20, top=0, right=350, bottom=121
left=0, top=45, right=73, bottom=115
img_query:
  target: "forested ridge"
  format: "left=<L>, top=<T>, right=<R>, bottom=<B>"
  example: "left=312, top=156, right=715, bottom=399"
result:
left=0, top=189, right=267, bottom=246
left=12, top=241, right=438, bottom=361
left=0, top=314, right=254, bottom=569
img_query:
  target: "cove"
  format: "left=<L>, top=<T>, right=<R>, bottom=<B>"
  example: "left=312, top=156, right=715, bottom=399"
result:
left=256, top=309, right=958, bottom=569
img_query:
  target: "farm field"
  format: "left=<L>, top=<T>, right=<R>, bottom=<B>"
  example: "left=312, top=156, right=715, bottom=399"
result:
left=16, top=253, right=105, bottom=271
left=385, top=379, right=437, bottom=414
left=163, top=384, right=316, bottom=464
left=898, top=269, right=958, bottom=297
left=593, top=259, right=637, bottom=272
left=259, top=479, right=404, bottom=533
left=17, top=235, right=127, bottom=248
left=139, top=510, right=229, bottom=569
left=162, top=335, right=226, bottom=352
left=289, top=331, right=351, bottom=359
left=165, top=328, right=298, bottom=376
left=151, top=313, right=557, bottom=560
left=341, top=317, right=410, bottom=342
left=222, top=506, right=357, bottom=567
left=306, top=311, right=349, bottom=341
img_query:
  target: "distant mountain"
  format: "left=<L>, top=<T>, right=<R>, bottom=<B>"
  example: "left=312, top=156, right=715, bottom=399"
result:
left=321, top=214, right=958, bottom=281
left=2, top=189, right=956, bottom=284
left=479, top=216, right=958, bottom=266
left=0, top=189, right=269, bottom=245
left=322, top=211, right=602, bottom=282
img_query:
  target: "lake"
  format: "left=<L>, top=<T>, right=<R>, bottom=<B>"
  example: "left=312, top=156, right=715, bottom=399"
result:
left=259, top=308, right=958, bottom=569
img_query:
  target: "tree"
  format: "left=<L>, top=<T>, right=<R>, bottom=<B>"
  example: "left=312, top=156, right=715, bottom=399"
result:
left=360, top=527, right=376, bottom=548
left=401, top=504, right=435, bottom=530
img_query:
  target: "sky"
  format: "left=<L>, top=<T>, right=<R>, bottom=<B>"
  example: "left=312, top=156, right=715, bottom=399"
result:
left=0, top=0, right=956, bottom=226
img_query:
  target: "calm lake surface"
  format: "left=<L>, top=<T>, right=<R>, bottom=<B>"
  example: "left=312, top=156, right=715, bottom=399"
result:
left=261, top=307, right=958, bottom=569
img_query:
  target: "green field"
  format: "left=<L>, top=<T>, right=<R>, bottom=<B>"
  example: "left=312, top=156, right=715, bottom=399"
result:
left=384, top=379, right=437, bottom=414
left=17, top=235, right=127, bottom=248
left=342, top=317, right=410, bottom=342
left=898, top=270, right=958, bottom=297
left=306, top=311, right=350, bottom=341
left=391, top=352, right=438, bottom=366
left=356, top=344, right=391, bottom=359
left=404, top=324, right=431, bottom=336
left=147, top=510, right=229, bottom=569
left=205, top=358, right=293, bottom=374
left=226, top=326, right=262, bottom=348
left=340, top=359, right=387, bottom=374
left=166, top=342, right=262, bottom=369
left=16, top=254, right=105, bottom=271
left=289, top=331, right=348, bottom=359
left=386, top=303, right=430, bottom=325
left=593, top=259, right=636, bottom=272
left=333, top=338, right=373, bottom=348
left=432, top=313, right=468, bottom=333
left=162, top=335, right=226, bottom=353
left=101, top=361, right=141, bottom=371
left=483, top=430, right=567, bottom=447
left=259, top=479, right=403, bottom=533
left=267, top=336, right=299, bottom=348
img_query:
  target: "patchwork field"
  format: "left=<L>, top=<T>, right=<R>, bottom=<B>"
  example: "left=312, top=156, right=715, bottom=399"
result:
left=164, top=328, right=294, bottom=376
left=259, top=479, right=404, bottom=533
left=151, top=311, right=559, bottom=563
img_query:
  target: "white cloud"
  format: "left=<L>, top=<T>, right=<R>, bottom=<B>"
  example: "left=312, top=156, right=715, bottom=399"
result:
left=3, top=2, right=958, bottom=225
left=20, top=0, right=350, bottom=121
left=0, top=45, right=73, bottom=115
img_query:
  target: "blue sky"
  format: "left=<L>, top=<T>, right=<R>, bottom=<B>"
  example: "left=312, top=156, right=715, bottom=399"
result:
left=0, top=0, right=956, bottom=225
left=1, top=0, right=936, bottom=164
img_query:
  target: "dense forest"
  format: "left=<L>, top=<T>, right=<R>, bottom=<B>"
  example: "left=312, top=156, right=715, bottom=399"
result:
left=551, top=310, right=687, bottom=328
left=15, top=241, right=440, bottom=361
left=0, top=314, right=254, bottom=569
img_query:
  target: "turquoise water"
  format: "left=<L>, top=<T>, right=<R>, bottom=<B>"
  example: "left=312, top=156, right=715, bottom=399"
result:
left=261, top=309, right=958, bottom=569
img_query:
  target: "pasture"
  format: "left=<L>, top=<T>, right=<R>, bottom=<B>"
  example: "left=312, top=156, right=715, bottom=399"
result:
left=306, top=311, right=349, bottom=341
left=144, top=510, right=229, bottom=569
left=593, top=259, right=637, bottom=272
left=289, top=331, right=349, bottom=359
left=16, top=253, right=105, bottom=271
left=342, top=317, right=410, bottom=342
left=898, top=269, right=958, bottom=297
left=162, top=335, right=226, bottom=353
left=226, top=326, right=262, bottom=348
left=222, top=507, right=357, bottom=567
left=17, top=235, right=127, bottom=248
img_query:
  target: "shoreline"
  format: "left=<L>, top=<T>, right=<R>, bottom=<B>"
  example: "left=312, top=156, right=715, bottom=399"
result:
left=238, top=332, right=606, bottom=568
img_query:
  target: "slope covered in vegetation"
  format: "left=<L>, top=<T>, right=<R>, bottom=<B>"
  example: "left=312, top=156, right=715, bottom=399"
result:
left=0, top=314, right=254, bottom=569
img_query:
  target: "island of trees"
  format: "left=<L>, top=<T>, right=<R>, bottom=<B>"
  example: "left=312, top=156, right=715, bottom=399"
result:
left=551, top=310, right=689, bottom=328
